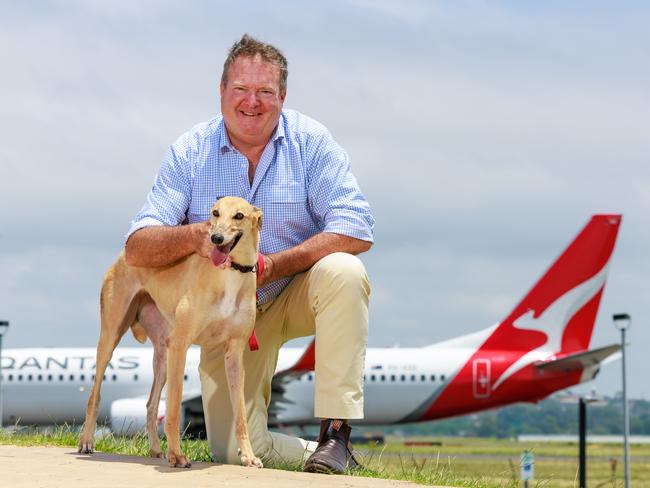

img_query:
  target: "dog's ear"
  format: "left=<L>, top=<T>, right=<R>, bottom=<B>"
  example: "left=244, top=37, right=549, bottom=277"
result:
left=252, top=206, right=263, bottom=230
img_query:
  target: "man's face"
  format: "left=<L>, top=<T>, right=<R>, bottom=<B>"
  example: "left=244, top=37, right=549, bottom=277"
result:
left=220, top=55, right=286, bottom=150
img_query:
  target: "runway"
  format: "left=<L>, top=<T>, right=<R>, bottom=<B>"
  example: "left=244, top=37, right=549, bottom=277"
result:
left=0, top=445, right=443, bottom=488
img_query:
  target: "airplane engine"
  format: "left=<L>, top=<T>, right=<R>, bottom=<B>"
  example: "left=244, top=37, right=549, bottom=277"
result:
left=110, top=398, right=176, bottom=436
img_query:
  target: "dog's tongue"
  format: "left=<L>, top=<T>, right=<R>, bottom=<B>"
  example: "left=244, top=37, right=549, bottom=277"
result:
left=210, top=246, right=230, bottom=267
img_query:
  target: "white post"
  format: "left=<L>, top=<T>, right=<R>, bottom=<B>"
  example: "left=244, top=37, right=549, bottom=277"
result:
left=613, top=313, right=631, bottom=488
left=621, top=326, right=630, bottom=488
left=0, top=332, right=4, bottom=429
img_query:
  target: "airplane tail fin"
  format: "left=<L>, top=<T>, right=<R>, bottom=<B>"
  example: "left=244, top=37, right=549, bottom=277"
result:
left=485, top=214, right=622, bottom=357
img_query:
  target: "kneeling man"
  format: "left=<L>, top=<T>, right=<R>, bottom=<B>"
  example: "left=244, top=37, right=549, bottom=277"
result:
left=125, top=34, right=374, bottom=473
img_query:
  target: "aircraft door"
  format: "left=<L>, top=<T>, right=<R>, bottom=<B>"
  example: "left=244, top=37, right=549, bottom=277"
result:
left=472, top=358, right=491, bottom=398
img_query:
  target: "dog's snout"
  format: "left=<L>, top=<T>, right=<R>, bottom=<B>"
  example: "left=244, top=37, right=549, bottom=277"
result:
left=211, top=233, right=224, bottom=245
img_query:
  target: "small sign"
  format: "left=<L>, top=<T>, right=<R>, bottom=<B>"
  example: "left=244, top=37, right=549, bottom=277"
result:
left=520, top=450, right=535, bottom=481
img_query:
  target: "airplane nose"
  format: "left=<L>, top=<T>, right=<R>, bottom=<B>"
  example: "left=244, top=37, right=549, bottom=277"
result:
left=211, top=233, right=224, bottom=245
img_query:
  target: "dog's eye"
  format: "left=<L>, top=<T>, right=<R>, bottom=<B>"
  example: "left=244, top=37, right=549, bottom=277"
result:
left=234, top=212, right=244, bottom=220
left=212, top=210, right=219, bottom=218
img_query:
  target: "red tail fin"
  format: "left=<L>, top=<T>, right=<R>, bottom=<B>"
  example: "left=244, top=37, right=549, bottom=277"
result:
left=487, top=214, right=621, bottom=358
left=412, top=215, right=622, bottom=421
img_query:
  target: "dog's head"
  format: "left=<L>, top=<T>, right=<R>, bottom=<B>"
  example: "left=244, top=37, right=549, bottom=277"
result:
left=208, top=197, right=263, bottom=267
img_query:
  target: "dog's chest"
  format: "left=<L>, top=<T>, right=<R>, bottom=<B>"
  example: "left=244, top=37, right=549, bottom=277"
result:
left=194, top=283, right=254, bottom=344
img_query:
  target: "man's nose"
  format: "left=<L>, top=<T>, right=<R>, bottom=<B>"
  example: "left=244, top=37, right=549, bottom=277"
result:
left=211, top=233, right=224, bottom=245
left=244, top=90, right=260, bottom=106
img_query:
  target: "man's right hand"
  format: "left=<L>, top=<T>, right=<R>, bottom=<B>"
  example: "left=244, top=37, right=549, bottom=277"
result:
left=191, top=221, right=214, bottom=259
left=125, top=221, right=213, bottom=268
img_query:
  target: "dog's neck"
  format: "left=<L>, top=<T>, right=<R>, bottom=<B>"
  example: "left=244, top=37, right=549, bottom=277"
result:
left=228, top=230, right=259, bottom=274
left=230, top=260, right=257, bottom=274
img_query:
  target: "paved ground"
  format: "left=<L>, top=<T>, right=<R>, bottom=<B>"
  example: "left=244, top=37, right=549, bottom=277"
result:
left=0, top=445, right=449, bottom=488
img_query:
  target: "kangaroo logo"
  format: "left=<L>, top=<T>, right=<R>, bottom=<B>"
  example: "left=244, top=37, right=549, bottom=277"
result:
left=491, top=262, right=610, bottom=390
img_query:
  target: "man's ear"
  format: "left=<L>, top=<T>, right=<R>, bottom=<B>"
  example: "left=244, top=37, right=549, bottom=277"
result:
left=253, top=206, right=263, bottom=230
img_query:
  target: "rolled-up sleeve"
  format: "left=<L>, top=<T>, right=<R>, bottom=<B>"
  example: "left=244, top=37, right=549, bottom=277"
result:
left=307, top=132, right=375, bottom=242
left=126, top=133, right=193, bottom=240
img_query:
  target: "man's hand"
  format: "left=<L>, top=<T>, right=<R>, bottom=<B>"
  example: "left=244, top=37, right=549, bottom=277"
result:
left=257, top=254, right=275, bottom=288
left=191, top=221, right=214, bottom=259
left=125, top=221, right=213, bottom=268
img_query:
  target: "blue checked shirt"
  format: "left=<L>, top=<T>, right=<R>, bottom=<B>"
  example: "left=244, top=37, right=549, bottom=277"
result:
left=127, top=109, right=375, bottom=304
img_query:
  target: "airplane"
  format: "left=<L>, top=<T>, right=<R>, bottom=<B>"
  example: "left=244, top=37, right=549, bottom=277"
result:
left=0, top=214, right=622, bottom=434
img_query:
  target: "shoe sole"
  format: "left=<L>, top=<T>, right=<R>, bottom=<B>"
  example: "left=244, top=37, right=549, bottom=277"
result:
left=304, top=461, right=343, bottom=475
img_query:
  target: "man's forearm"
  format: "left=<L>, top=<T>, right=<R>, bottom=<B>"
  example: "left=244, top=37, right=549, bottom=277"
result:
left=124, top=223, right=210, bottom=268
left=263, top=232, right=372, bottom=284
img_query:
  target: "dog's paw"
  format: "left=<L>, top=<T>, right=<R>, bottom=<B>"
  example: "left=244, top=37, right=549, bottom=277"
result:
left=167, top=453, right=192, bottom=468
left=149, top=449, right=165, bottom=459
left=240, top=454, right=263, bottom=469
left=77, top=435, right=94, bottom=454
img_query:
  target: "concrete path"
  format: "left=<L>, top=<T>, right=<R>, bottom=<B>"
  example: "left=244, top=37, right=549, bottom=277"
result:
left=0, top=445, right=450, bottom=488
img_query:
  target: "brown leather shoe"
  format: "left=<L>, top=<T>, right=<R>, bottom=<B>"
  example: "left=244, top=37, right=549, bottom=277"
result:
left=304, top=420, right=355, bottom=474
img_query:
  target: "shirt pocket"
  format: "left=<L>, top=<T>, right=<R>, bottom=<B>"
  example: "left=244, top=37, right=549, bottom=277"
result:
left=265, top=182, right=307, bottom=203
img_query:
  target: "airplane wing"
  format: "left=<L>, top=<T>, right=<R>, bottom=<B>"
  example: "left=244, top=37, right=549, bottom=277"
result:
left=268, top=339, right=315, bottom=424
left=534, top=344, right=620, bottom=373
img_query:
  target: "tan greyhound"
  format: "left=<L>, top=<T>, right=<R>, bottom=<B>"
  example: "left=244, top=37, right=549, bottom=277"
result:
left=78, top=196, right=263, bottom=469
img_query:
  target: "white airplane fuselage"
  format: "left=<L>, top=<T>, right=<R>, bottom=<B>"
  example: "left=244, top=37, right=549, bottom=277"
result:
left=0, top=343, right=469, bottom=426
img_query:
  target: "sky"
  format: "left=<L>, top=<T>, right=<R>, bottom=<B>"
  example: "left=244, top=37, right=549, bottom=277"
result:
left=1, top=1, right=648, bottom=399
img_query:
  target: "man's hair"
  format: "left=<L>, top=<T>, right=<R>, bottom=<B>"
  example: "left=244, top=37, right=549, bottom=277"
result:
left=221, top=34, right=288, bottom=93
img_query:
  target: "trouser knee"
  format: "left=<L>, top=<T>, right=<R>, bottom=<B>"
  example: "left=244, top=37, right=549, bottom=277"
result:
left=310, top=252, right=371, bottom=300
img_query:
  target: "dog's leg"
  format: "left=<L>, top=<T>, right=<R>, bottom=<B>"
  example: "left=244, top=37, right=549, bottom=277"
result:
left=78, top=271, right=138, bottom=454
left=146, top=346, right=167, bottom=458
left=138, top=295, right=169, bottom=459
left=163, top=305, right=193, bottom=468
left=224, top=338, right=263, bottom=468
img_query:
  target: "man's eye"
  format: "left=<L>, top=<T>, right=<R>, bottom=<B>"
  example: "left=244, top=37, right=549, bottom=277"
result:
left=212, top=210, right=219, bottom=217
left=234, top=212, right=244, bottom=220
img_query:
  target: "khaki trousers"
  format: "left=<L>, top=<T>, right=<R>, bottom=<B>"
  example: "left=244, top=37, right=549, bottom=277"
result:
left=199, top=252, right=370, bottom=465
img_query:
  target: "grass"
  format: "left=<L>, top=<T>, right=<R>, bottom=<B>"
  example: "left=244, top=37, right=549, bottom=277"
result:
left=1, top=426, right=649, bottom=487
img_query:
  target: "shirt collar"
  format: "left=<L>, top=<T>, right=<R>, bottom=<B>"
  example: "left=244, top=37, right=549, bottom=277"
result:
left=219, top=112, right=286, bottom=154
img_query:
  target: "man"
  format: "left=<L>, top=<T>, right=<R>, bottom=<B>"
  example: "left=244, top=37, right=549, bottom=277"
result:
left=124, top=34, right=374, bottom=474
